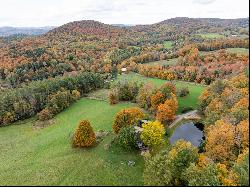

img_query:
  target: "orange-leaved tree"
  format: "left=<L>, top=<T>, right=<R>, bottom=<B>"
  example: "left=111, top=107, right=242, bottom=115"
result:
left=72, top=120, right=96, bottom=147
left=156, top=94, right=178, bottom=123
left=113, top=107, right=144, bottom=134
left=205, top=120, right=236, bottom=164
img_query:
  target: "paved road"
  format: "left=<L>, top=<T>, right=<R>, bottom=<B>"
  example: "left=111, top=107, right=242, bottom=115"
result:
left=169, top=110, right=198, bottom=128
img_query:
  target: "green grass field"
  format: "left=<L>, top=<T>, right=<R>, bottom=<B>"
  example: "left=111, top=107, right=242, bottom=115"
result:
left=163, top=41, right=174, bottom=49
left=226, top=48, right=249, bottom=55
left=196, top=33, right=225, bottom=39
left=145, top=58, right=179, bottom=66
left=0, top=72, right=206, bottom=185
left=199, top=47, right=249, bottom=55
left=116, top=73, right=205, bottom=113
left=0, top=98, right=144, bottom=186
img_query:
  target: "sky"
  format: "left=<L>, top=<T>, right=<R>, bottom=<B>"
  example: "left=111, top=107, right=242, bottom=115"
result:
left=0, top=0, right=249, bottom=27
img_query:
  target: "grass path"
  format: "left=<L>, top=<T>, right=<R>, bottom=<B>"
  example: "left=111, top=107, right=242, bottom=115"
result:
left=0, top=98, right=144, bottom=186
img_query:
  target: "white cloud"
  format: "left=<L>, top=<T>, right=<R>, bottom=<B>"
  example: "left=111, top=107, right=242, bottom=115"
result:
left=0, top=0, right=249, bottom=27
left=193, top=0, right=216, bottom=5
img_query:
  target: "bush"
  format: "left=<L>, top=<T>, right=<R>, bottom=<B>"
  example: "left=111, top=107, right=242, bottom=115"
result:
left=177, top=87, right=190, bottom=97
left=72, top=120, right=96, bottom=147
left=46, top=88, right=73, bottom=114
left=136, top=83, right=156, bottom=109
left=140, top=121, right=165, bottom=151
left=38, top=108, right=53, bottom=121
left=108, top=89, right=119, bottom=105
left=1, top=112, right=15, bottom=126
left=38, top=88, right=81, bottom=121
left=72, top=90, right=81, bottom=100
left=116, top=126, right=138, bottom=150
left=112, top=80, right=143, bottom=102
left=113, top=107, right=144, bottom=134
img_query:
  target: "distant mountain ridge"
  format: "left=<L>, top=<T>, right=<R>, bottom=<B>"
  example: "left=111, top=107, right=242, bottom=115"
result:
left=0, top=26, right=56, bottom=37
left=1, top=17, right=248, bottom=37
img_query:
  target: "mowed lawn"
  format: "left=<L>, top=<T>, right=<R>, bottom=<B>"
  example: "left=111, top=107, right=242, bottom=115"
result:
left=116, top=73, right=206, bottom=113
left=0, top=98, right=144, bottom=186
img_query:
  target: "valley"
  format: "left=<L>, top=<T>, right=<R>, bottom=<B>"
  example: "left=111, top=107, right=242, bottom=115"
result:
left=0, top=16, right=249, bottom=186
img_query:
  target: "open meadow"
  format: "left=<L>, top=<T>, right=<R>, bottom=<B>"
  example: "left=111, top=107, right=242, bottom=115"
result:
left=0, top=99, right=144, bottom=186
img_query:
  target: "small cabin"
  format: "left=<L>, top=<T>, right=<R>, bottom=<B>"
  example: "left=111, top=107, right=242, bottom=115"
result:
left=121, top=68, right=127, bottom=74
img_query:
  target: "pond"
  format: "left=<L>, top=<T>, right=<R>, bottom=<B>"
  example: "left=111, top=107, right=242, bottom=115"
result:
left=170, top=121, right=204, bottom=147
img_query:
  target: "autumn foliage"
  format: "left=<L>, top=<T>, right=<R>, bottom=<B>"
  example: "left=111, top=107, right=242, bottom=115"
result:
left=136, top=83, right=156, bottom=109
left=108, top=89, right=119, bottom=105
left=156, top=95, right=178, bottom=123
left=72, top=120, right=96, bottom=147
left=112, top=107, right=144, bottom=134
left=205, top=120, right=236, bottom=163
left=140, top=121, right=165, bottom=151
left=150, top=91, right=165, bottom=111
left=150, top=82, right=177, bottom=112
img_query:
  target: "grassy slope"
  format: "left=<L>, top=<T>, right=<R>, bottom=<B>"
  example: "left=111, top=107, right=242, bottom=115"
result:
left=196, top=33, right=225, bottom=39
left=226, top=48, right=249, bottom=55
left=163, top=41, right=173, bottom=49
left=200, top=48, right=249, bottom=55
left=0, top=98, right=144, bottom=186
left=117, top=73, right=205, bottom=113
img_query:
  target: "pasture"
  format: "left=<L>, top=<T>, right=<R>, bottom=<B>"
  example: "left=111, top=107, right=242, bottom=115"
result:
left=0, top=99, right=144, bottom=186
left=116, top=73, right=206, bottom=114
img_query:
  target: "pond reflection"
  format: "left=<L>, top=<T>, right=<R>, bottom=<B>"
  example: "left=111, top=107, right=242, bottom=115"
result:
left=170, top=122, right=204, bottom=147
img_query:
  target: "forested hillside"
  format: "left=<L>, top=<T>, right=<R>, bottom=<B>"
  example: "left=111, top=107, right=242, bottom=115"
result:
left=0, top=17, right=249, bottom=186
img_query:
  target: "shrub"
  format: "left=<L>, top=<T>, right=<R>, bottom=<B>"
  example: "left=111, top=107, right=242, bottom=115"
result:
left=136, top=83, right=156, bottom=109
left=108, top=89, right=119, bottom=105
left=112, top=80, right=142, bottom=102
left=72, top=90, right=81, bottom=100
left=140, top=121, right=165, bottom=151
left=1, top=112, right=15, bottom=125
left=116, top=126, right=138, bottom=150
left=72, top=120, right=96, bottom=147
left=46, top=88, right=72, bottom=114
left=38, top=108, right=53, bottom=121
left=37, top=89, right=81, bottom=121
left=177, top=87, right=190, bottom=97
left=113, top=107, right=144, bottom=134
